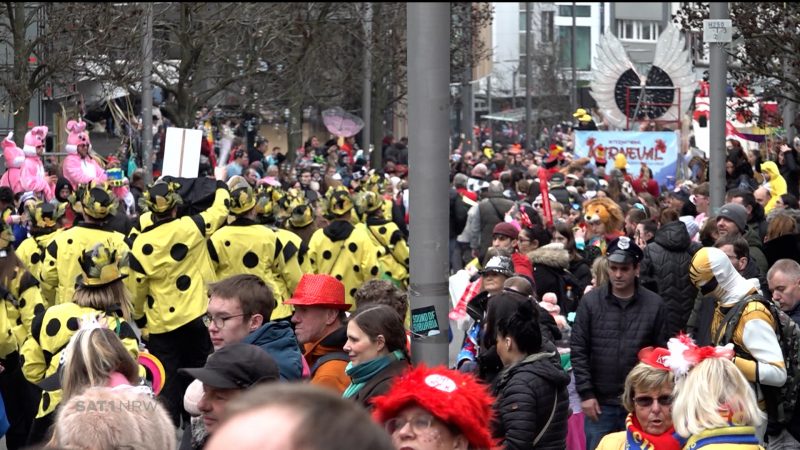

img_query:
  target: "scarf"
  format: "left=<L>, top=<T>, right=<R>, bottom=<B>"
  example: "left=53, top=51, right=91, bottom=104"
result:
left=342, top=350, right=404, bottom=399
left=625, top=413, right=681, bottom=450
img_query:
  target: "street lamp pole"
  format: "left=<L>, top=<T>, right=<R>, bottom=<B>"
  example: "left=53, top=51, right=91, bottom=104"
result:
left=525, top=2, right=532, bottom=150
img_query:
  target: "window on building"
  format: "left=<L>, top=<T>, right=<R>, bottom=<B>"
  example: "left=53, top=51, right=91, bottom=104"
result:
left=541, top=11, right=554, bottom=42
left=519, top=12, right=527, bottom=31
left=616, top=20, right=661, bottom=42
left=558, top=26, right=591, bottom=71
left=558, top=5, right=591, bottom=17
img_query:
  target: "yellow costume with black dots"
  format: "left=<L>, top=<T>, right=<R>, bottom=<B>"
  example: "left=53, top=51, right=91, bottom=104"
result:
left=128, top=184, right=230, bottom=334
left=308, top=220, right=381, bottom=306
left=17, top=229, right=61, bottom=307
left=364, top=217, right=409, bottom=288
left=0, top=269, right=45, bottom=358
left=20, top=303, right=138, bottom=417
left=209, top=218, right=299, bottom=320
left=40, top=224, right=129, bottom=305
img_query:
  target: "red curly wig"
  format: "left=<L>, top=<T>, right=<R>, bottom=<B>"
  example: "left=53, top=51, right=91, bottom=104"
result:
left=371, top=365, right=496, bottom=449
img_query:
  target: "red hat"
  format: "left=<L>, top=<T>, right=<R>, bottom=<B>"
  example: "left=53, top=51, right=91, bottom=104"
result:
left=284, top=274, right=351, bottom=310
left=372, top=365, right=496, bottom=450
left=492, top=222, right=519, bottom=240
left=638, top=346, right=671, bottom=371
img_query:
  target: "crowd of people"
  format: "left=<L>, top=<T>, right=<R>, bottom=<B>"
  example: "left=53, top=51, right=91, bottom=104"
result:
left=0, top=106, right=798, bottom=450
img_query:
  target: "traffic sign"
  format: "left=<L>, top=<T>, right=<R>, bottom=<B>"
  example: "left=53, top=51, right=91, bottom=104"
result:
left=703, top=19, right=732, bottom=43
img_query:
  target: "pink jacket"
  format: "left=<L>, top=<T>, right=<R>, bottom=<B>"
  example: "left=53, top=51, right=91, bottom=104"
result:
left=0, top=133, right=24, bottom=193
left=20, top=151, right=54, bottom=201
left=62, top=153, right=107, bottom=189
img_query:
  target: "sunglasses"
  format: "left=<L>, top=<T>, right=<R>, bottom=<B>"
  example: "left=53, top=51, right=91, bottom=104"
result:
left=633, top=395, right=673, bottom=408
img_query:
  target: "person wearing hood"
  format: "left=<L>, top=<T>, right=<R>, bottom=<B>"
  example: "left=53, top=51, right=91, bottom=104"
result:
left=308, top=187, right=381, bottom=306
left=777, top=142, right=800, bottom=198
left=19, top=125, right=55, bottom=201
left=761, top=160, right=788, bottom=214
left=54, top=177, right=77, bottom=228
left=61, top=120, right=107, bottom=190
left=689, top=247, right=786, bottom=440
left=493, top=299, right=570, bottom=449
left=639, top=213, right=702, bottom=338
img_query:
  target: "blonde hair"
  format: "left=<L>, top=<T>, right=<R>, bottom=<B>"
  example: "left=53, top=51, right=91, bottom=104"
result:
left=53, top=387, right=175, bottom=450
left=672, top=357, right=764, bottom=438
left=61, top=327, right=139, bottom=401
left=591, top=256, right=609, bottom=288
left=765, top=213, right=797, bottom=242
left=72, top=280, right=133, bottom=322
left=621, top=362, right=675, bottom=412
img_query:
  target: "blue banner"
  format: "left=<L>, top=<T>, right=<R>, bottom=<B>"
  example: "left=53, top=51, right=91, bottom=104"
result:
left=574, top=131, right=679, bottom=187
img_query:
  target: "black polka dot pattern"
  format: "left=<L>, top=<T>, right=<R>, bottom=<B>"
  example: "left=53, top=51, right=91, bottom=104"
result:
left=147, top=295, right=155, bottom=309
left=176, top=275, right=191, bottom=291
left=169, top=307, right=175, bottom=313
left=142, top=244, right=153, bottom=255
left=335, top=274, right=343, bottom=281
left=31, top=253, right=40, bottom=265
left=348, top=243, right=358, bottom=253
left=67, top=239, right=73, bottom=245
left=33, top=304, right=44, bottom=316
left=42, top=392, right=50, bottom=411
left=224, top=241, right=231, bottom=247
left=323, top=251, right=332, bottom=260
left=243, top=252, right=259, bottom=268
left=15, top=317, right=21, bottom=326
left=170, top=243, right=189, bottom=261
left=66, top=317, right=79, bottom=331
left=353, top=265, right=360, bottom=272
left=18, top=298, right=26, bottom=309
left=350, top=288, right=357, bottom=297
left=378, top=227, right=387, bottom=234
left=45, top=318, right=60, bottom=337
left=370, top=266, right=379, bottom=276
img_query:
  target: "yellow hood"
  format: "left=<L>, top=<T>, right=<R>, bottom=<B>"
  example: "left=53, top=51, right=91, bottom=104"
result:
left=760, top=161, right=786, bottom=213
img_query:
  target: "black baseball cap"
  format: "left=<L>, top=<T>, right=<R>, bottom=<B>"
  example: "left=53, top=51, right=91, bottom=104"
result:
left=179, top=343, right=280, bottom=389
left=606, top=236, right=643, bottom=265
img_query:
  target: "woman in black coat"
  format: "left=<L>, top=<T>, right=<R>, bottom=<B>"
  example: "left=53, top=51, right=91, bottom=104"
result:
left=492, top=301, right=570, bottom=449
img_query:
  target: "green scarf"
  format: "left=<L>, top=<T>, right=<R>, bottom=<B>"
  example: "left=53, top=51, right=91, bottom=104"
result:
left=342, top=350, right=405, bottom=399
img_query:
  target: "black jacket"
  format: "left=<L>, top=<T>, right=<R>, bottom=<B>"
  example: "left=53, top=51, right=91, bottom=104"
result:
left=492, top=352, right=570, bottom=450
left=764, top=233, right=800, bottom=268
left=349, top=358, right=410, bottom=411
left=780, top=150, right=800, bottom=198
left=529, top=244, right=571, bottom=312
left=570, top=283, right=667, bottom=405
left=639, top=221, right=701, bottom=337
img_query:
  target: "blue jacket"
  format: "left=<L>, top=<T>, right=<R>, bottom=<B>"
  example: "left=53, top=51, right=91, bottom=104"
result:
left=242, top=321, right=304, bottom=380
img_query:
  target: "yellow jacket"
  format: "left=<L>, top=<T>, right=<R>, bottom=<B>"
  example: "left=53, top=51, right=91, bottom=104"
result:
left=41, top=223, right=130, bottom=305
left=761, top=161, right=787, bottom=213
left=20, top=303, right=138, bottom=417
left=364, top=217, right=409, bottom=288
left=596, top=431, right=625, bottom=450
left=129, top=185, right=230, bottom=334
left=209, top=218, right=300, bottom=320
left=308, top=220, right=381, bottom=306
left=17, top=229, right=61, bottom=307
left=0, top=269, right=45, bottom=358
left=682, top=426, right=763, bottom=449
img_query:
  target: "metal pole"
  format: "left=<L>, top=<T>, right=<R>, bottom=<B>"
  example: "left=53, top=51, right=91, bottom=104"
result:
left=408, top=2, right=450, bottom=367
left=463, top=6, right=474, bottom=153
left=141, top=3, right=154, bottom=185
left=525, top=2, right=532, bottom=150
left=487, top=75, right=492, bottom=145
left=362, top=3, right=373, bottom=157
left=571, top=2, right=577, bottom=112
left=512, top=68, right=517, bottom=109
left=709, top=2, right=728, bottom=211
left=783, top=62, right=796, bottom=144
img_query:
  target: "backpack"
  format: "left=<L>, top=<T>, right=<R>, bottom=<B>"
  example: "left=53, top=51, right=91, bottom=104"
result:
left=715, top=294, right=800, bottom=425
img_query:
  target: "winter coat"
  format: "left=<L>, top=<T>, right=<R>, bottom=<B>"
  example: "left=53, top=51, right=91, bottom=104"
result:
left=365, top=216, right=410, bottom=288
left=492, top=351, right=570, bottom=450
left=764, top=233, right=800, bottom=268
left=349, top=358, right=410, bottom=410
left=743, top=224, right=769, bottom=275
left=780, top=150, right=800, bottom=198
left=21, top=303, right=138, bottom=418
left=529, top=244, right=571, bottom=312
left=41, top=223, right=131, bottom=306
left=209, top=218, right=299, bottom=320
left=128, top=183, right=230, bottom=334
left=570, top=283, right=667, bottom=405
left=304, top=326, right=349, bottom=394
left=568, top=257, right=592, bottom=301
left=241, top=321, right=304, bottom=381
left=62, top=153, right=107, bottom=190
left=308, top=220, right=381, bottom=307
left=640, top=221, right=701, bottom=337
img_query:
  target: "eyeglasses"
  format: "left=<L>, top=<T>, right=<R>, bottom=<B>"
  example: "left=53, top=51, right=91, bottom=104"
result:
left=633, top=395, right=673, bottom=408
left=202, top=313, right=247, bottom=329
left=385, top=414, right=436, bottom=435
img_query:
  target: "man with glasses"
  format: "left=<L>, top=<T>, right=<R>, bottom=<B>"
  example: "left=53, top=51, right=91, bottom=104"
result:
left=571, top=236, right=667, bottom=450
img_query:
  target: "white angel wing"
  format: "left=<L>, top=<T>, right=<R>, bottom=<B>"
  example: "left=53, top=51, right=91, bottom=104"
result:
left=590, top=28, right=637, bottom=130
left=650, top=23, right=697, bottom=124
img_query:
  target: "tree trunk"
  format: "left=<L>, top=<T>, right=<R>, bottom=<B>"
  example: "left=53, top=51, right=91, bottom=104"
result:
left=11, top=96, right=31, bottom=147
left=286, top=98, right=303, bottom=163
